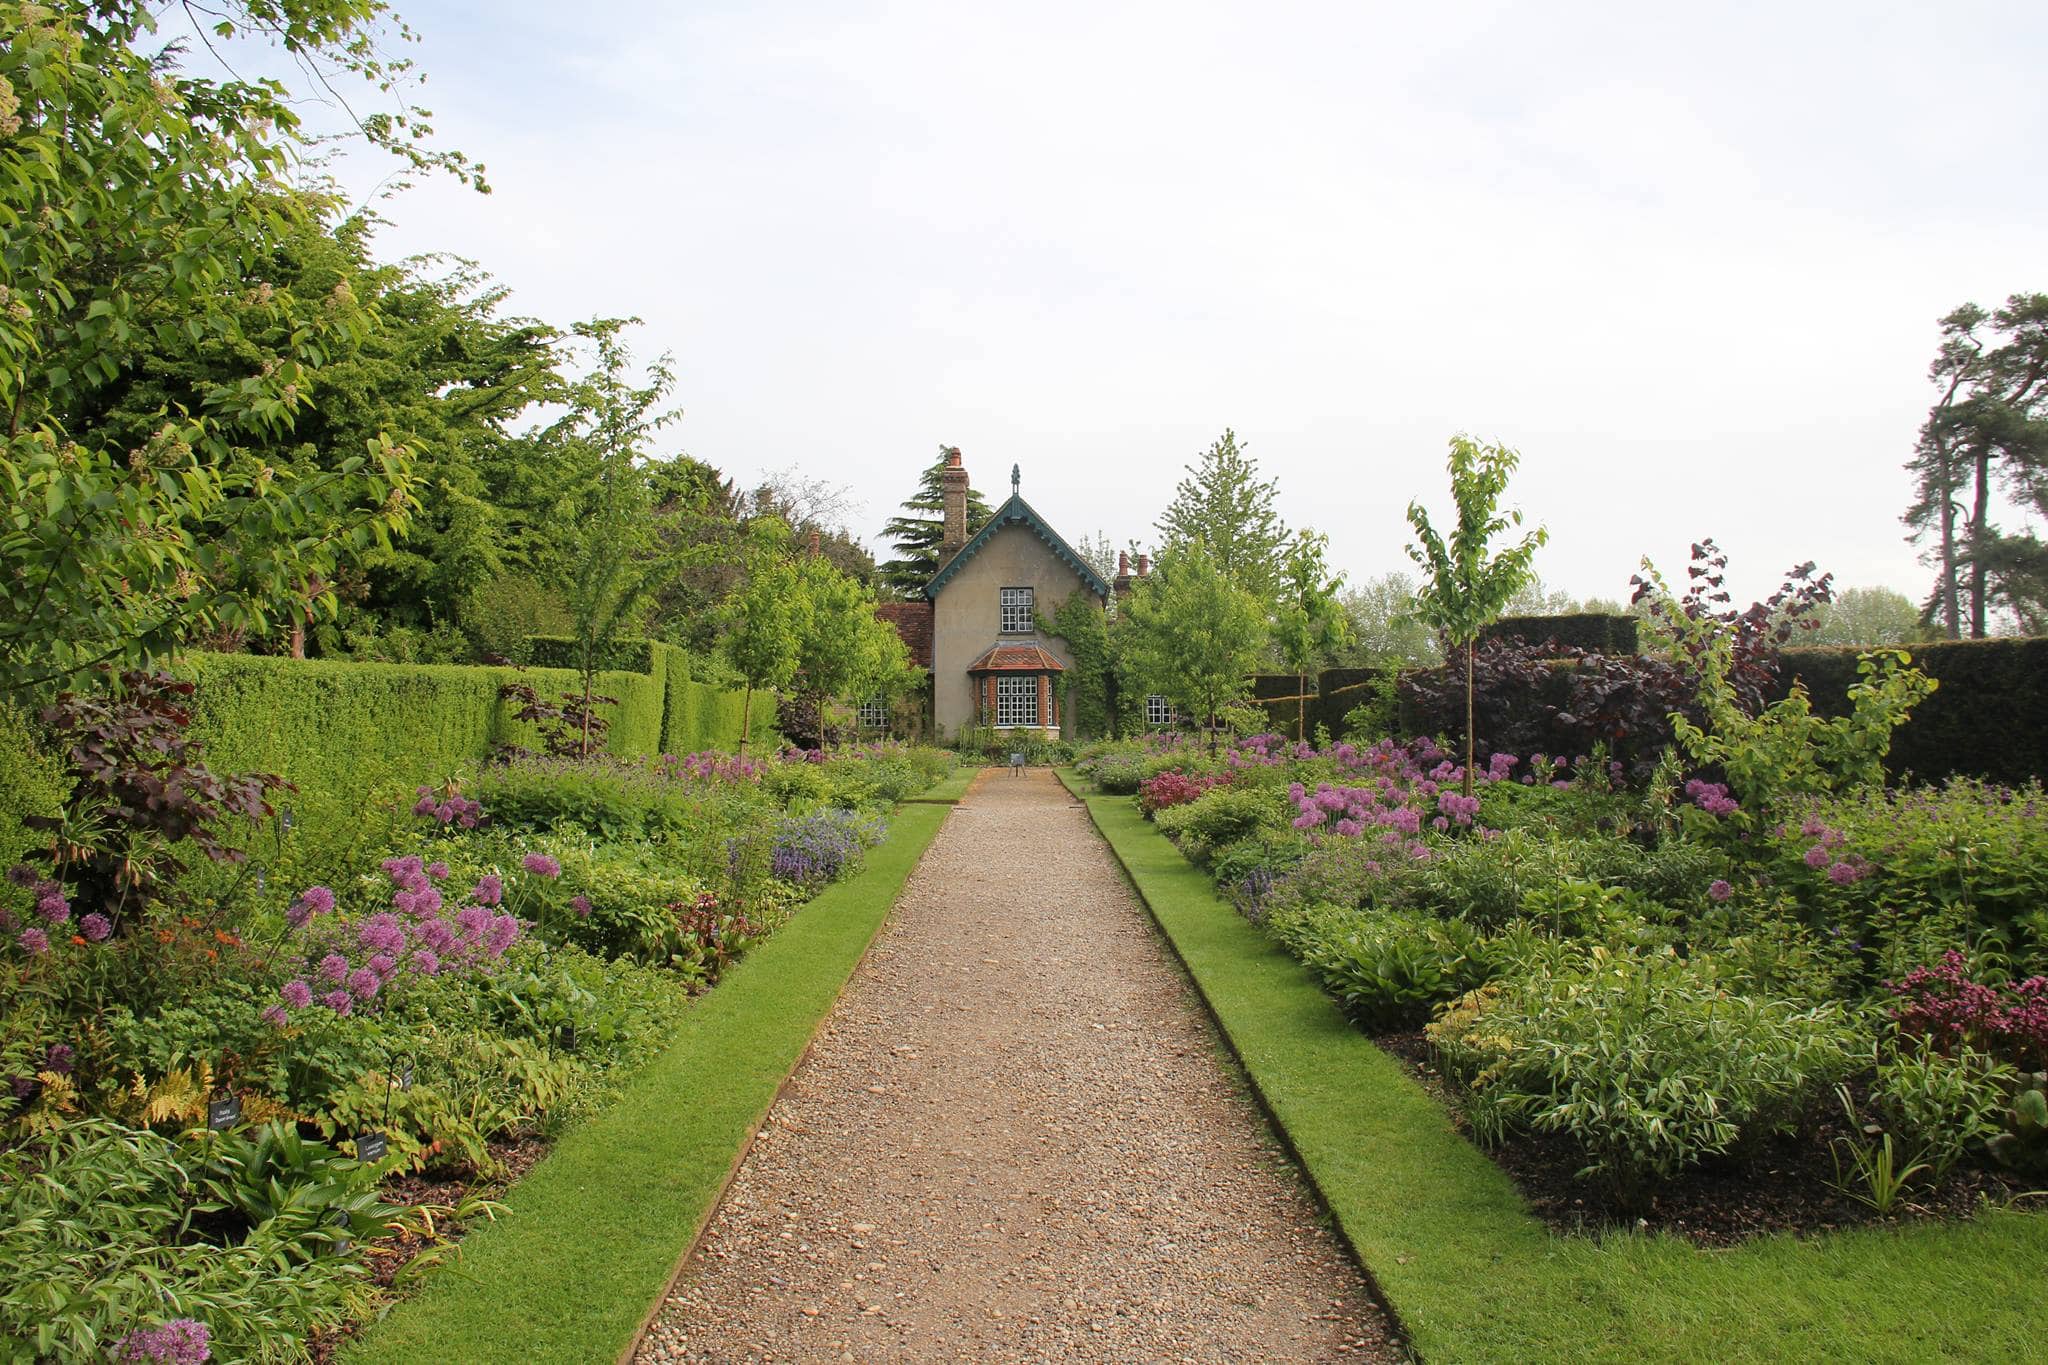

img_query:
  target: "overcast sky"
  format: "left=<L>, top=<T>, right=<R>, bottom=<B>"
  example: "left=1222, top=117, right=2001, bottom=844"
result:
left=251, top=0, right=2046, bottom=605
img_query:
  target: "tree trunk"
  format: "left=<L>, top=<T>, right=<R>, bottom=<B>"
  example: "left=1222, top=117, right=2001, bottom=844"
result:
left=289, top=615, right=306, bottom=660
left=1970, top=445, right=1992, bottom=638
left=1463, top=639, right=1476, bottom=800
left=580, top=670, right=595, bottom=758
left=1938, top=466, right=1961, bottom=638
left=738, top=683, right=753, bottom=757
left=1297, top=670, right=1307, bottom=744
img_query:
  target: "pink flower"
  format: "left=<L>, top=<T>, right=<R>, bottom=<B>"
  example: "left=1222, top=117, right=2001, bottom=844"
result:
left=260, top=1005, right=289, bottom=1027
left=570, top=895, right=593, bottom=918
left=1826, top=861, right=1863, bottom=886
left=1803, top=844, right=1831, bottom=868
left=472, top=874, right=504, bottom=906
left=427, top=861, right=449, bottom=880
left=322, top=989, right=354, bottom=1016
left=17, top=927, right=49, bottom=955
left=280, top=980, right=313, bottom=1009
left=522, top=853, right=561, bottom=879
left=1708, top=879, right=1733, bottom=903
left=80, top=912, right=113, bottom=941
left=318, top=952, right=350, bottom=983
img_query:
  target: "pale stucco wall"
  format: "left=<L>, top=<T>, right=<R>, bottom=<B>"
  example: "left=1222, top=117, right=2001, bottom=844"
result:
left=931, top=524, right=1101, bottom=738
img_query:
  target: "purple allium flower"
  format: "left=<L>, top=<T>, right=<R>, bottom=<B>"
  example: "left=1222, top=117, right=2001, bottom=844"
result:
left=1803, top=844, right=1831, bottom=869
left=1826, top=861, right=1864, bottom=886
left=35, top=891, right=69, bottom=923
left=45, top=1043, right=74, bottom=1074
left=17, top=927, right=49, bottom=955
left=570, top=895, right=592, bottom=919
left=4, top=864, right=34, bottom=888
left=485, top=914, right=520, bottom=956
left=296, top=885, right=335, bottom=918
left=427, top=860, right=449, bottom=879
left=412, top=794, right=437, bottom=817
left=80, top=912, right=112, bottom=941
left=1708, top=879, right=1733, bottom=903
left=318, top=952, right=350, bottom=983
left=472, top=874, right=504, bottom=906
left=280, top=979, right=313, bottom=1009
left=114, top=1317, right=211, bottom=1363
left=321, top=989, right=353, bottom=1016
left=346, top=967, right=381, bottom=1000
left=522, top=853, right=561, bottom=879
left=434, top=803, right=455, bottom=825
left=368, top=952, right=398, bottom=979
left=409, top=947, right=441, bottom=976
left=418, top=918, right=456, bottom=954
left=455, top=905, right=490, bottom=939
left=260, top=1004, right=289, bottom=1028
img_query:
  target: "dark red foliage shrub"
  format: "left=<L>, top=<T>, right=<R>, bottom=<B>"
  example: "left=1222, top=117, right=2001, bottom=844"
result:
left=25, top=670, right=283, bottom=926
left=497, top=681, right=618, bottom=758
left=1887, top=950, right=2048, bottom=1070
left=1138, top=769, right=1227, bottom=817
left=1403, top=541, right=1837, bottom=782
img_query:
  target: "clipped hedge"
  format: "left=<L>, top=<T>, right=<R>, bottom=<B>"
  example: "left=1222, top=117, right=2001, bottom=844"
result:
left=0, top=704, right=65, bottom=871
left=1778, top=637, right=2048, bottom=785
left=1480, top=612, right=1639, bottom=654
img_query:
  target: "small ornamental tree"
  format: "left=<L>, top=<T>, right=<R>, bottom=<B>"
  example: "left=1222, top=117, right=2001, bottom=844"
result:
left=1405, top=436, right=1548, bottom=797
left=1273, top=530, right=1352, bottom=741
left=789, top=553, right=911, bottom=747
left=719, top=526, right=803, bottom=756
left=1122, top=544, right=1270, bottom=752
left=1154, top=429, right=1290, bottom=602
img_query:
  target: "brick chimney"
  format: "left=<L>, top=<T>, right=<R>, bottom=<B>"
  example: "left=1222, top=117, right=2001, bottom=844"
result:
left=1136, top=554, right=1150, bottom=578
left=940, top=447, right=969, bottom=558
left=1114, top=551, right=1134, bottom=597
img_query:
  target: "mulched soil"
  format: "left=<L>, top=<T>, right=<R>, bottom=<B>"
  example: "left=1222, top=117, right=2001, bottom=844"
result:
left=307, top=1133, right=551, bottom=1363
left=1376, top=1031, right=2032, bottom=1246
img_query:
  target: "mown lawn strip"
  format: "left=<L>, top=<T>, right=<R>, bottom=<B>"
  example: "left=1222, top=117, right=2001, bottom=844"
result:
left=1063, top=769, right=2048, bottom=1363
left=345, top=802, right=952, bottom=1365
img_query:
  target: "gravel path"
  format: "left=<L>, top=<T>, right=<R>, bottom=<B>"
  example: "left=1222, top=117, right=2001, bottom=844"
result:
left=638, top=769, right=1402, bottom=1363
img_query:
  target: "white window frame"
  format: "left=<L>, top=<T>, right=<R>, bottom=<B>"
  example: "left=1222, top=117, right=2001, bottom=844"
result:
left=995, top=675, right=1037, bottom=728
left=857, top=696, right=890, bottom=731
left=1146, top=694, right=1173, bottom=728
left=999, top=586, right=1034, bottom=634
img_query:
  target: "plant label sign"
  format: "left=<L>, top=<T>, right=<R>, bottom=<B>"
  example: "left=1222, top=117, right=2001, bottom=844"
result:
left=398, top=1063, right=414, bottom=1091
left=207, top=1096, right=241, bottom=1130
left=355, top=1131, right=388, bottom=1164
left=559, top=1023, right=577, bottom=1052
left=331, top=1208, right=352, bottom=1255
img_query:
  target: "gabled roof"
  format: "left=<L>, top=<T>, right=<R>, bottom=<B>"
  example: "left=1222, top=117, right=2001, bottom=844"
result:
left=965, top=643, right=1066, bottom=673
left=926, top=493, right=1111, bottom=602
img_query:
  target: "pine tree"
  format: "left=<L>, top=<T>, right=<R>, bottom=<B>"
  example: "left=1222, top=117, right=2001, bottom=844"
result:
left=1154, top=429, right=1289, bottom=601
left=879, top=445, right=994, bottom=598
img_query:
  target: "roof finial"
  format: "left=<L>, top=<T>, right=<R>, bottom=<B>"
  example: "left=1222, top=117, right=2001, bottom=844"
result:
left=1011, top=462, right=1021, bottom=496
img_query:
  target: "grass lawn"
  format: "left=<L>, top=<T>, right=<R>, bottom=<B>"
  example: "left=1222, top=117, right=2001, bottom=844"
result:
left=905, top=766, right=980, bottom=804
left=346, top=801, right=952, bottom=1365
left=1061, top=769, right=2048, bottom=1363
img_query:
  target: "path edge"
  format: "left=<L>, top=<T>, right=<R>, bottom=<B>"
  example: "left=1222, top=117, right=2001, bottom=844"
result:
left=344, top=792, right=962, bottom=1365
left=1055, top=766, right=1420, bottom=1354
left=616, top=782, right=973, bottom=1362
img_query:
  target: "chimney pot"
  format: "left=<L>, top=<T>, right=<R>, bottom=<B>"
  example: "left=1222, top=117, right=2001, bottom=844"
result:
left=1136, top=554, right=1150, bottom=577
left=1117, top=551, right=1129, bottom=575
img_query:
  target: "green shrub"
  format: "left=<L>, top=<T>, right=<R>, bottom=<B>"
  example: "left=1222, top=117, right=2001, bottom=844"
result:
left=1152, top=786, right=1276, bottom=862
left=0, top=704, right=65, bottom=873
left=1430, top=952, right=1862, bottom=1203
left=1873, top=1042, right=2015, bottom=1178
left=0, top=1118, right=375, bottom=1361
left=1271, top=903, right=1526, bottom=1029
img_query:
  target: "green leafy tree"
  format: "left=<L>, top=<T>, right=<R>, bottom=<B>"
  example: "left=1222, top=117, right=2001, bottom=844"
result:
left=879, top=446, right=992, bottom=596
left=789, top=553, right=911, bottom=746
left=1154, top=429, right=1289, bottom=601
left=0, top=3, right=471, bottom=694
left=548, top=320, right=676, bottom=754
left=1273, top=531, right=1352, bottom=741
left=1904, top=294, right=2048, bottom=638
left=1337, top=572, right=1443, bottom=669
left=1405, top=435, right=1548, bottom=797
left=1122, top=544, right=1270, bottom=752
left=1806, top=586, right=1936, bottom=647
left=718, top=526, right=803, bottom=756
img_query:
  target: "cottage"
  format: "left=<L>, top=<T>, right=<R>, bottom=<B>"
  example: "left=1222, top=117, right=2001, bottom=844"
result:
left=875, top=451, right=1113, bottom=740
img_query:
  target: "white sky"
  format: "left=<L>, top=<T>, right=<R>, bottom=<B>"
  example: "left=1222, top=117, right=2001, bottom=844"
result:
left=228, top=0, right=2048, bottom=604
